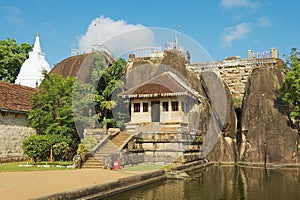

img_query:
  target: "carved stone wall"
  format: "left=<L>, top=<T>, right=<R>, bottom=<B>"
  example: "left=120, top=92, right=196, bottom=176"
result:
left=187, top=58, right=283, bottom=105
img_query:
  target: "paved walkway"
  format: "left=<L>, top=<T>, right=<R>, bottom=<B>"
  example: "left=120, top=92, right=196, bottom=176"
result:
left=0, top=169, right=133, bottom=200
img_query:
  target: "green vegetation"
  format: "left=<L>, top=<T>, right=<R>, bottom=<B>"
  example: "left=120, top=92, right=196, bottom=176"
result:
left=23, top=56, right=127, bottom=162
left=25, top=72, right=79, bottom=161
left=52, top=142, right=73, bottom=161
left=280, top=48, right=300, bottom=129
left=76, top=143, right=88, bottom=155
left=81, top=136, right=97, bottom=151
left=232, top=97, right=242, bottom=108
left=76, top=136, right=97, bottom=155
left=0, top=161, right=73, bottom=172
left=73, top=55, right=128, bottom=131
left=22, top=134, right=74, bottom=162
left=0, top=38, right=32, bottom=82
left=72, top=80, right=98, bottom=134
left=93, top=57, right=127, bottom=130
left=29, top=72, right=78, bottom=139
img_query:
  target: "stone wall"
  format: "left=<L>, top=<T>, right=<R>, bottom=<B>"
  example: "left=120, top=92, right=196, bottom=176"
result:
left=0, top=112, right=36, bottom=162
left=187, top=57, right=283, bottom=105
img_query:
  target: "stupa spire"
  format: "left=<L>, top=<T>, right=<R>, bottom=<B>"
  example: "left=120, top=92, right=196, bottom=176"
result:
left=32, top=32, right=41, bottom=53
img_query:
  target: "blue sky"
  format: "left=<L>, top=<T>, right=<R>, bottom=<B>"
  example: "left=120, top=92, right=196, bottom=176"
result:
left=1, top=0, right=299, bottom=67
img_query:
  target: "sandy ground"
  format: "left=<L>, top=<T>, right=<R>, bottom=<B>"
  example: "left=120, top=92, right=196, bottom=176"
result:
left=0, top=169, right=133, bottom=200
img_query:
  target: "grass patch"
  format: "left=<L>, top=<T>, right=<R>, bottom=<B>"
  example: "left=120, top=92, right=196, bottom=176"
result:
left=121, top=164, right=167, bottom=172
left=0, top=161, right=73, bottom=172
left=232, top=97, right=243, bottom=108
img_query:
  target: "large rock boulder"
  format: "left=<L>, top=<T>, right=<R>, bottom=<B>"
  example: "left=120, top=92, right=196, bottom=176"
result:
left=238, top=65, right=299, bottom=164
left=200, top=71, right=237, bottom=162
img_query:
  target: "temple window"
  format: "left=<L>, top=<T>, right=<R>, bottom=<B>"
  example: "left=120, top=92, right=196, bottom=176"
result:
left=171, top=101, right=178, bottom=111
left=162, top=101, right=169, bottom=112
left=143, top=102, right=148, bottom=112
left=134, top=103, right=140, bottom=112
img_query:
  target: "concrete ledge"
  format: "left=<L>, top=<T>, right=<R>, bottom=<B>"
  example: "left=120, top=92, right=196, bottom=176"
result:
left=30, top=161, right=215, bottom=200
left=33, top=161, right=300, bottom=200
left=85, top=173, right=165, bottom=200
left=170, top=160, right=214, bottom=172
left=236, top=162, right=300, bottom=168
left=30, top=170, right=165, bottom=200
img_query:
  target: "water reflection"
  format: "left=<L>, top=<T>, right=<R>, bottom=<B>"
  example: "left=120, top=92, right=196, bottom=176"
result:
left=103, top=166, right=300, bottom=200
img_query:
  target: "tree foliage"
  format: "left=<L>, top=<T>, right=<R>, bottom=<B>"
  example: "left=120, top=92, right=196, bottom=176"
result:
left=76, top=143, right=88, bottom=155
left=29, top=71, right=79, bottom=142
left=92, top=55, right=127, bottom=129
left=52, top=142, right=73, bottom=161
left=0, top=38, right=32, bottom=82
left=22, top=134, right=74, bottom=162
left=72, top=79, right=98, bottom=136
left=280, top=48, right=300, bottom=124
left=72, top=55, right=128, bottom=132
left=81, top=136, right=98, bottom=151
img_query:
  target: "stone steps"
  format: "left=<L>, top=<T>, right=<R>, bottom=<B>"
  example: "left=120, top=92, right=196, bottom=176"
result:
left=82, top=132, right=132, bottom=169
left=94, top=140, right=118, bottom=162
left=81, top=155, right=103, bottom=169
left=110, top=132, right=131, bottom=147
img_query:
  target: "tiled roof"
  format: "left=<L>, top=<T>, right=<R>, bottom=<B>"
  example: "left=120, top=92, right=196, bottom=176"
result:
left=120, top=71, right=200, bottom=99
left=0, top=81, right=36, bottom=113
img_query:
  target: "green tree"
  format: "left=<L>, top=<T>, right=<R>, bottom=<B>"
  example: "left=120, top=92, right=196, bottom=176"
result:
left=28, top=71, right=79, bottom=143
left=72, top=80, right=98, bottom=135
left=93, top=57, right=127, bottom=130
left=0, top=38, right=32, bottom=82
left=280, top=48, right=300, bottom=129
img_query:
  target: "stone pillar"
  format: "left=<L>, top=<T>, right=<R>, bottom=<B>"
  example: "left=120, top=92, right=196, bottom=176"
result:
left=271, top=48, right=278, bottom=58
left=248, top=50, right=253, bottom=59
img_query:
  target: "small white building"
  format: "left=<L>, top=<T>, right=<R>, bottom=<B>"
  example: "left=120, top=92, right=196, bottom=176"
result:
left=120, top=71, right=201, bottom=132
left=15, top=33, right=50, bottom=87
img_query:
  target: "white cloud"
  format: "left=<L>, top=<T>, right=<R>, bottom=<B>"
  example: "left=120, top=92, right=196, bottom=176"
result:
left=258, top=17, right=271, bottom=27
left=221, top=23, right=251, bottom=47
left=3, top=6, right=25, bottom=26
left=77, top=16, right=155, bottom=57
left=220, top=0, right=258, bottom=9
left=3, top=6, right=22, bottom=15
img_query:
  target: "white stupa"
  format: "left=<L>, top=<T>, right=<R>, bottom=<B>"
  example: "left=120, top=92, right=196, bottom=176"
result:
left=15, top=33, right=50, bottom=87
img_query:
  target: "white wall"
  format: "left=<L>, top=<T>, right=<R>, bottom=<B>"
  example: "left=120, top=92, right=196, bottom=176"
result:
left=130, top=97, right=188, bottom=123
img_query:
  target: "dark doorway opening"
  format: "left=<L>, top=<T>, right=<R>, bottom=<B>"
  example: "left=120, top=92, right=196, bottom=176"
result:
left=151, top=101, right=160, bottom=122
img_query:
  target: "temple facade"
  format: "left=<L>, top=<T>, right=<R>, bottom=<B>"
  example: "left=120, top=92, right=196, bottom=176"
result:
left=120, top=71, right=201, bottom=127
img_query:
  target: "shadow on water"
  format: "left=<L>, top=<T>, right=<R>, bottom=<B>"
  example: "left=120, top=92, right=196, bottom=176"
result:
left=103, top=165, right=300, bottom=200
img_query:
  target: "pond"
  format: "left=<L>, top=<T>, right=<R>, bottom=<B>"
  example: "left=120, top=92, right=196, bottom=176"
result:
left=103, top=165, right=300, bottom=200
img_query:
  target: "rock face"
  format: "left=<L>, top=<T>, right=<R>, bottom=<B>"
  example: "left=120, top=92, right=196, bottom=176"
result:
left=50, top=51, right=113, bottom=83
left=238, top=65, right=300, bottom=164
left=200, top=71, right=237, bottom=162
left=123, top=50, right=300, bottom=164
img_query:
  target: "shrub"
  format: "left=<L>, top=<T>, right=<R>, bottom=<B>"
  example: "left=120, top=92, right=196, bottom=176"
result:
left=22, top=134, right=77, bottom=162
left=22, top=135, right=50, bottom=162
left=81, top=136, right=97, bottom=151
left=52, top=142, right=73, bottom=161
left=77, top=143, right=88, bottom=155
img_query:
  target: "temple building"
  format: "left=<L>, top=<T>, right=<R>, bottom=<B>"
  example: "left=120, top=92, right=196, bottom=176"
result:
left=120, top=71, right=201, bottom=126
left=15, top=33, right=50, bottom=87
